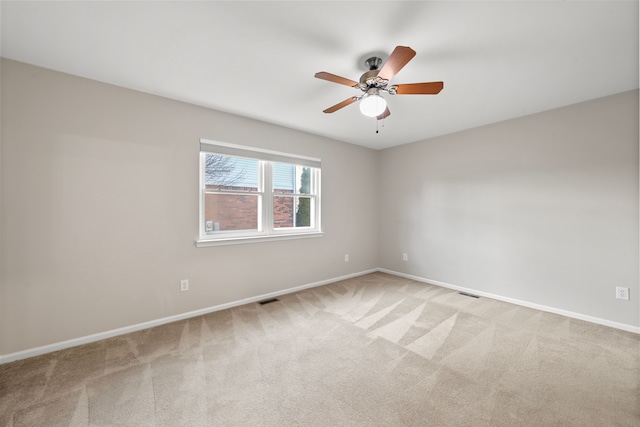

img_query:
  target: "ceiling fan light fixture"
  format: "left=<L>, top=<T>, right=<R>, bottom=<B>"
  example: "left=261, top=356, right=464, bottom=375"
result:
left=359, top=89, right=387, bottom=117
left=316, top=46, right=443, bottom=120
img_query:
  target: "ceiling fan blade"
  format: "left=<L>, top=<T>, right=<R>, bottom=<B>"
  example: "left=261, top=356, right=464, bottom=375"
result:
left=377, top=106, right=390, bottom=120
left=393, top=82, right=444, bottom=95
left=323, top=96, right=358, bottom=113
left=377, top=46, right=416, bottom=82
left=315, top=72, right=359, bottom=88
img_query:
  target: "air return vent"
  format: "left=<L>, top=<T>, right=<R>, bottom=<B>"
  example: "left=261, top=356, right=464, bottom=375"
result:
left=459, top=292, right=480, bottom=299
left=258, top=298, right=280, bottom=305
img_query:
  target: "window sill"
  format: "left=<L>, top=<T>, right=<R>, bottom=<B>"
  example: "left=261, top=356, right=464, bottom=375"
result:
left=195, top=231, right=324, bottom=247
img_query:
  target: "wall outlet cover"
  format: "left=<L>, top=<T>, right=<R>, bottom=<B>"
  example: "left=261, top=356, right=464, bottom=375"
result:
left=616, top=286, right=629, bottom=300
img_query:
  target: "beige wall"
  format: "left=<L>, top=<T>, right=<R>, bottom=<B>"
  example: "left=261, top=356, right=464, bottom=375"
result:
left=0, top=59, right=379, bottom=355
left=1, top=59, right=638, bottom=357
left=379, top=90, right=639, bottom=327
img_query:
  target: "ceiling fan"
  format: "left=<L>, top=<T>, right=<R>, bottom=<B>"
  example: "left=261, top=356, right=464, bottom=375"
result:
left=315, top=46, right=443, bottom=120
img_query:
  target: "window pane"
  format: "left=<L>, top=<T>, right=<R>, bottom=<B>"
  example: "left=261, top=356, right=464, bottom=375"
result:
left=273, top=195, right=295, bottom=228
left=273, top=163, right=312, bottom=195
left=204, top=193, right=259, bottom=232
left=295, top=196, right=312, bottom=227
left=273, top=196, right=312, bottom=228
left=205, top=154, right=259, bottom=191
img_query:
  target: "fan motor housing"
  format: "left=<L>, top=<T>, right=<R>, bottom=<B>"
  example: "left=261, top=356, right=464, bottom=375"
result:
left=360, top=56, right=384, bottom=87
left=360, top=69, right=379, bottom=86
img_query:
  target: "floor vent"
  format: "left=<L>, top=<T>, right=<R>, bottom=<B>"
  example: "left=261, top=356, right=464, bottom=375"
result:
left=459, top=292, right=480, bottom=299
left=258, top=298, right=280, bottom=305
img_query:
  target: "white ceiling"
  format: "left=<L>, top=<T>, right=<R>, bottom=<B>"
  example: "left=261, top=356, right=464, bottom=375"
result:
left=1, top=1, right=638, bottom=150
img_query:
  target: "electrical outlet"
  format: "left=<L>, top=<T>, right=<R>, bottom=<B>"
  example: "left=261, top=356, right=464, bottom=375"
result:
left=402, top=253, right=408, bottom=261
left=344, top=254, right=349, bottom=262
left=180, top=279, right=189, bottom=292
left=616, top=287, right=629, bottom=300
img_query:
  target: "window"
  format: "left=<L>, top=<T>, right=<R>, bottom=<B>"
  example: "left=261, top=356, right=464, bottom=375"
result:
left=197, top=140, right=322, bottom=246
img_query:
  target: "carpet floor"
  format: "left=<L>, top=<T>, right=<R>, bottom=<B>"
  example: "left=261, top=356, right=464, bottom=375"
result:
left=1, top=272, right=638, bottom=426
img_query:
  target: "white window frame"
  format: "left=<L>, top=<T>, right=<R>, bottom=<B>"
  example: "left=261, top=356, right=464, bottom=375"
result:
left=196, top=139, right=322, bottom=247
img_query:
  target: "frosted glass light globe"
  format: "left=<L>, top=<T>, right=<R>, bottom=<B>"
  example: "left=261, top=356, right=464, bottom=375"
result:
left=359, top=93, right=387, bottom=117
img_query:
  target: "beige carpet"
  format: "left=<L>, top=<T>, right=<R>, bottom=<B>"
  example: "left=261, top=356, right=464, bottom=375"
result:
left=1, top=272, right=638, bottom=426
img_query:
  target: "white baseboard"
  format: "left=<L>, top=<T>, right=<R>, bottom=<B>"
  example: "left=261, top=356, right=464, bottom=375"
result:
left=378, top=268, right=640, bottom=335
left=0, top=269, right=378, bottom=364
left=2, top=267, right=637, bottom=364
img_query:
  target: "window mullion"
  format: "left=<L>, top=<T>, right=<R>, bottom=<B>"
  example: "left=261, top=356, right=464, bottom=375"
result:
left=263, top=161, right=273, bottom=234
